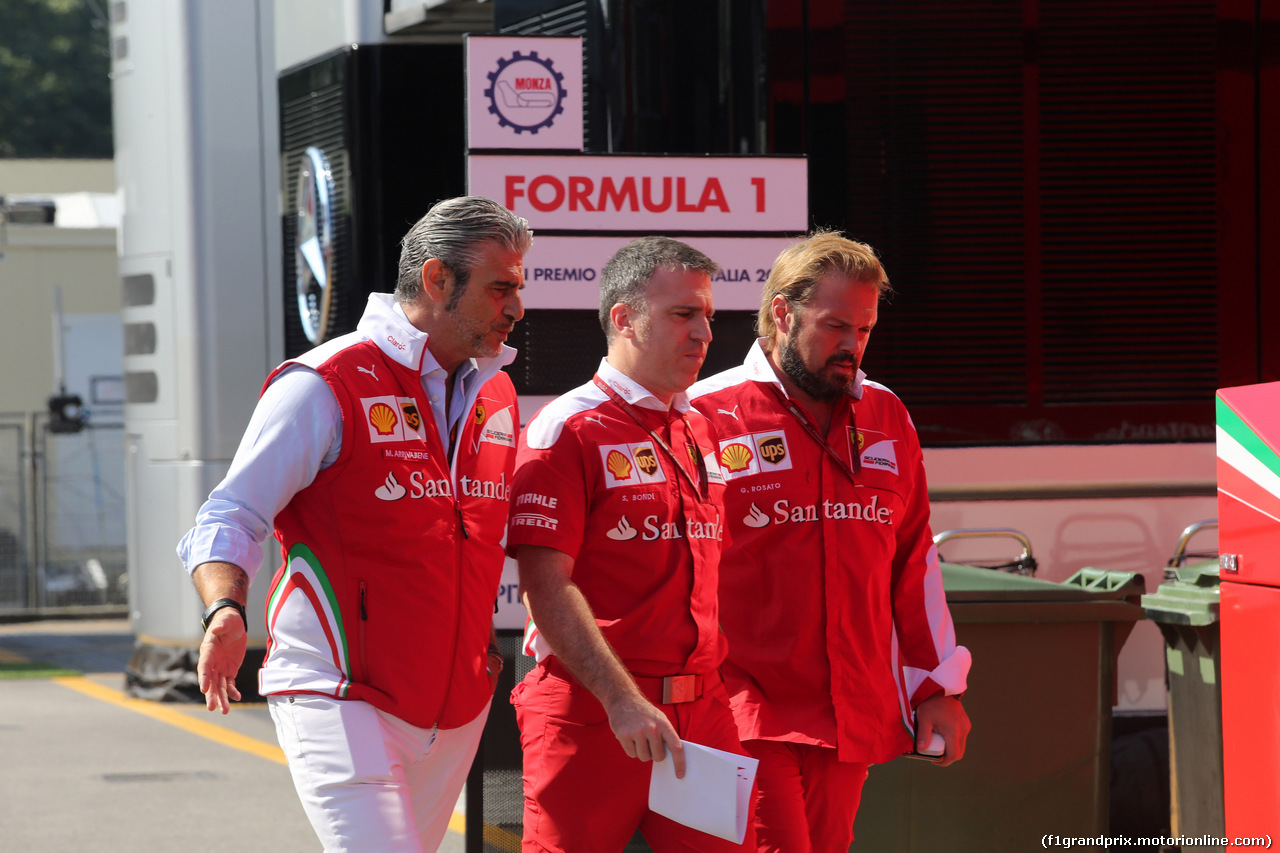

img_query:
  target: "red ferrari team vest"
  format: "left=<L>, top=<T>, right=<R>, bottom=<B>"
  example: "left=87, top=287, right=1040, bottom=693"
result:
left=263, top=333, right=517, bottom=730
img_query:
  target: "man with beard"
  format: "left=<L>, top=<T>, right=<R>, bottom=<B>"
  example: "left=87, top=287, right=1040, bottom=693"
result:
left=507, top=237, right=755, bottom=851
left=178, top=196, right=530, bottom=851
left=690, top=232, right=972, bottom=852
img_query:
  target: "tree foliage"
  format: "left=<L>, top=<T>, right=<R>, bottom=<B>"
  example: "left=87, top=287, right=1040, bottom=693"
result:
left=0, top=0, right=112, bottom=158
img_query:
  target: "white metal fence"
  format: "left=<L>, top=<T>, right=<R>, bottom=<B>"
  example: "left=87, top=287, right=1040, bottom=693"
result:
left=0, top=414, right=127, bottom=615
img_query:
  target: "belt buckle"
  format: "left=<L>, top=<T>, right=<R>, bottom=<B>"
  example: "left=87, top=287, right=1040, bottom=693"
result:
left=662, top=674, right=697, bottom=704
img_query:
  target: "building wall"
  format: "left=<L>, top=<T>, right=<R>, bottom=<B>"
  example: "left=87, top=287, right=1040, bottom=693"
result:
left=0, top=160, right=119, bottom=415
left=0, top=159, right=116, bottom=194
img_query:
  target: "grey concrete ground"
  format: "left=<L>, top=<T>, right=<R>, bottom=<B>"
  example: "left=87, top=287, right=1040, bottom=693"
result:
left=0, top=619, right=466, bottom=852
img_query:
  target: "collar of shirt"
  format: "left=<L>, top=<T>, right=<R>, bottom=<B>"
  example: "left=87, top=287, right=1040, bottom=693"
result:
left=596, top=358, right=693, bottom=416
left=743, top=337, right=866, bottom=401
left=357, top=292, right=516, bottom=383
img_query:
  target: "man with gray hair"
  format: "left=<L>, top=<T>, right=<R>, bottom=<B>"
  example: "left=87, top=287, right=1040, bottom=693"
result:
left=178, top=196, right=530, bottom=851
left=506, top=237, right=755, bottom=850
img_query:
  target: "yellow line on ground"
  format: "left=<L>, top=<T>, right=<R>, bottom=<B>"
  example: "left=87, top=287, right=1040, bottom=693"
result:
left=53, top=676, right=287, bottom=765
left=52, top=676, right=469, bottom=836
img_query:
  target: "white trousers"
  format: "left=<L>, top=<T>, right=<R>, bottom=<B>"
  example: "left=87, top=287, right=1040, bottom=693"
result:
left=268, top=694, right=490, bottom=852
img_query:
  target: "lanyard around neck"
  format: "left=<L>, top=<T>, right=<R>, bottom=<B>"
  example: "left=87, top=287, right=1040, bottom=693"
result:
left=592, top=375, right=710, bottom=503
left=766, top=384, right=861, bottom=487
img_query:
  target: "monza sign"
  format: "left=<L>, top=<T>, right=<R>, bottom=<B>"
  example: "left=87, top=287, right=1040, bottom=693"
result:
left=466, top=35, right=585, bottom=151
left=468, top=155, right=808, bottom=232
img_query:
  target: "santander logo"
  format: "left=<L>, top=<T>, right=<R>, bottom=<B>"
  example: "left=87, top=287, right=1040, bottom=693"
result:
left=375, top=472, right=407, bottom=501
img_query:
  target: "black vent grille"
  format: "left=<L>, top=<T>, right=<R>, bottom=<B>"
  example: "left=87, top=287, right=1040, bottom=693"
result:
left=1038, top=0, right=1217, bottom=404
left=845, top=2, right=1028, bottom=407
left=842, top=0, right=1222, bottom=442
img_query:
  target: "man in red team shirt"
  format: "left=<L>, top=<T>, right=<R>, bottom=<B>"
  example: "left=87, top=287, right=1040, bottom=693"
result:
left=690, top=232, right=972, bottom=852
left=506, top=237, right=753, bottom=852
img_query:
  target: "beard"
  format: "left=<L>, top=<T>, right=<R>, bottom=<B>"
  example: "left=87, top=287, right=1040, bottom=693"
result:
left=778, top=330, right=857, bottom=402
left=449, top=305, right=510, bottom=359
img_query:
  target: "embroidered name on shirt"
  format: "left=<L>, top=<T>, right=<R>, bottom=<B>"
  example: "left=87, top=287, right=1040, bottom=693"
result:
left=384, top=449, right=431, bottom=461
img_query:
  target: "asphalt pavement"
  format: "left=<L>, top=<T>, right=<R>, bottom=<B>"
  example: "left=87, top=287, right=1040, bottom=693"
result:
left=0, top=618, right=467, bottom=852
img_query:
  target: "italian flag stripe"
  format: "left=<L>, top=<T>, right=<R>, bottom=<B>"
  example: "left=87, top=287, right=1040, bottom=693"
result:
left=1217, top=395, right=1280, bottom=484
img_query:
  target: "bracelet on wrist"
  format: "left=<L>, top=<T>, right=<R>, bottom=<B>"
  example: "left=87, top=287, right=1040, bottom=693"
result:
left=201, top=598, right=247, bottom=632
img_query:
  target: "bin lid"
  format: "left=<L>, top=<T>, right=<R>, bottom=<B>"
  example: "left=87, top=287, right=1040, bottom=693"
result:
left=1140, top=559, right=1221, bottom=626
left=942, top=562, right=1143, bottom=602
left=942, top=563, right=1146, bottom=624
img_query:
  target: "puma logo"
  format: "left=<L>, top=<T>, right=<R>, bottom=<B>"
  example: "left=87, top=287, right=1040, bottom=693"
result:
left=357, top=365, right=379, bottom=382
left=717, top=405, right=741, bottom=420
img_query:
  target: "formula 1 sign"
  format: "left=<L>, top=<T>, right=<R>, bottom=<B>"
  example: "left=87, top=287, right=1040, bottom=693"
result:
left=468, top=154, right=808, bottom=232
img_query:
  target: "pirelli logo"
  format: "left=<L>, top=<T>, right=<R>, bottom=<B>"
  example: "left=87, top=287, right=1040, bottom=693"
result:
left=717, top=430, right=793, bottom=480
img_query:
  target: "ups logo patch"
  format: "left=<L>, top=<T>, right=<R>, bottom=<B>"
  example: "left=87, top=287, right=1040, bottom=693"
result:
left=757, top=436, right=787, bottom=466
left=634, top=447, right=659, bottom=477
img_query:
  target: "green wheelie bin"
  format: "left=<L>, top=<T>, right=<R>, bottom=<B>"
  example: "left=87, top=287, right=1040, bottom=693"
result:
left=1140, top=520, right=1223, bottom=852
left=851, top=563, right=1145, bottom=852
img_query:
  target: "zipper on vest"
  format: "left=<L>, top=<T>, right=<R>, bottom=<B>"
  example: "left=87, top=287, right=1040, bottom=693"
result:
left=358, top=581, right=369, bottom=679
left=432, top=501, right=468, bottom=728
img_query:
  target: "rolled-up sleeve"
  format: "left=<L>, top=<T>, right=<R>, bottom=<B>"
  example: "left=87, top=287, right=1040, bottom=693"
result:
left=176, top=367, right=341, bottom=583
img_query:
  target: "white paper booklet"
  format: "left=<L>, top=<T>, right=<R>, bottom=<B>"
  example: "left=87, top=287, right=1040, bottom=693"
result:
left=648, top=740, right=759, bottom=843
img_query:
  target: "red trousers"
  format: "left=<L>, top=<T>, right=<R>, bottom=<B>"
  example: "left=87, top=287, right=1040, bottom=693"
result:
left=746, top=739, right=870, bottom=853
left=513, top=659, right=756, bottom=853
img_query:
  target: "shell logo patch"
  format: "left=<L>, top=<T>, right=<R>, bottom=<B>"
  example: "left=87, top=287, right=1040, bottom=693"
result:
left=369, top=403, right=398, bottom=436
left=361, top=396, right=426, bottom=444
left=720, top=443, right=754, bottom=473
left=606, top=450, right=633, bottom=480
left=599, top=442, right=668, bottom=488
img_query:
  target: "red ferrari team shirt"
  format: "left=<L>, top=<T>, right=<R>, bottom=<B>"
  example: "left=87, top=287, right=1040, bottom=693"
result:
left=691, top=340, right=971, bottom=764
left=507, top=360, right=729, bottom=677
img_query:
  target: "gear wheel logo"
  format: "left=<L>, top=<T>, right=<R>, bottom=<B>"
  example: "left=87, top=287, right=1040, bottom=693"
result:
left=483, top=50, right=567, bottom=135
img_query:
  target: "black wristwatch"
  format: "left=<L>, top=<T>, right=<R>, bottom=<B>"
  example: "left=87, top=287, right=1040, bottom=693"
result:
left=201, top=598, right=247, bottom=632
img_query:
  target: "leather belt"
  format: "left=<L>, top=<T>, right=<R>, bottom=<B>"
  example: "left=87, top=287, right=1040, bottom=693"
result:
left=632, top=669, right=722, bottom=705
left=542, top=657, right=721, bottom=705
